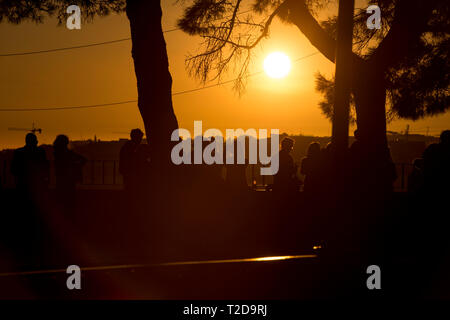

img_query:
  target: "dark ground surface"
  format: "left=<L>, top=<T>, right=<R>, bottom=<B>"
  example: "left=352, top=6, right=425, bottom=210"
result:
left=0, top=189, right=448, bottom=299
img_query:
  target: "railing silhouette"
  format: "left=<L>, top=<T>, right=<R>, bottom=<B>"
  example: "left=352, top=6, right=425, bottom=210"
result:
left=248, top=163, right=414, bottom=192
left=81, top=160, right=122, bottom=186
left=0, top=159, right=122, bottom=189
left=2, top=158, right=414, bottom=191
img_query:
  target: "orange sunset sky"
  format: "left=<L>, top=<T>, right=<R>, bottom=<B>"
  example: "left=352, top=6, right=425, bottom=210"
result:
left=0, top=1, right=449, bottom=149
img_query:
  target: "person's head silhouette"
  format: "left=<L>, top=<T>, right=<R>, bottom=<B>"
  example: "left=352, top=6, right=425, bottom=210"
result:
left=130, top=129, right=144, bottom=144
left=25, top=133, right=38, bottom=148
left=413, top=158, right=424, bottom=170
left=307, top=142, right=321, bottom=157
left=440, top=130, right=450, bottom=148
left=53, top=134, right=69, bottom=151
left=281, top=137, right=294, bottom=152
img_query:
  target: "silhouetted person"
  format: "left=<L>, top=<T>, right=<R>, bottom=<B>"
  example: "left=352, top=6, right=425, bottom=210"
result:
left=411, top=130, right=450, bottom=296
left=349, top=129, right=362, bottom=155
left=301, top=142, right=322, bottom=194
left=53, top=135, right=86, bottom=211
left=380, top=146, right=398, bottom=194
left=273, top=137, right=299, bottom=192
left=11, top=133, right=49, bottom=196
left=119, top=129, right=150, bottom=200
left=10, top=133, right=49, bottom=266
left=319, top=141, right=334, bottom=196
left=422, top=130, right=450, bottom=195
left=407, top=158, right=424, bottom=194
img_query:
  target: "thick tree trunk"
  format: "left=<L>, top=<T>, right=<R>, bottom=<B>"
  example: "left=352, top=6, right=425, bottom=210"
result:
left=351, top=62, right=395, bottom=195
left=125, top=1, right=180, bottom=258
left=126, top=0, right=178, bottom=169
left=353, top=63, right=388, bottom=151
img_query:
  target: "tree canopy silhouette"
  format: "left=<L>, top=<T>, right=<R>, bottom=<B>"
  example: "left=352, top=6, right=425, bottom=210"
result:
left=178, top=0, right=449, bottom=148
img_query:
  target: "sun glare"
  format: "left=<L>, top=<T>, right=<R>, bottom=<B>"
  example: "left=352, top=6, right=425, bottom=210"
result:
left=263, top=52, right=291, bottom=79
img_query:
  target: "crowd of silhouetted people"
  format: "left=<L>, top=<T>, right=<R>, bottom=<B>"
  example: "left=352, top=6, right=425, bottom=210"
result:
left=6, top=128, right=450, bottom=209
left=9, top=133, right=86, bottom=209
left=272, top=129, right=399, bottom=199
left=2, top=133, right=87, bottom=269
left=116, top=128, right=398, bottom=202
left=407, top=130, right=450, bottom=196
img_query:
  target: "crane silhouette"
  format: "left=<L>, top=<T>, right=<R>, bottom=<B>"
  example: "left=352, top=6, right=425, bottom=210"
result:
left=8, top=122, right=42, bottom=135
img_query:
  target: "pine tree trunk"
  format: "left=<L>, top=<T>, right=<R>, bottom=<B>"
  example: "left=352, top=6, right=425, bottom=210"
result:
left=125, top=1, right=180, bottom=254
left=126, top=0, right=178, bottom=169
left=352, top=62, right=394, bottom=194
left=353, top=63, right=388, bottom=150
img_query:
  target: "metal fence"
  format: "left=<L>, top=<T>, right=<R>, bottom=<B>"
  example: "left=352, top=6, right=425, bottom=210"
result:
left=1, top=159, right=123, bottom=189
left=81, top=160, right=122, bottom=186
left=1, top=159, right=413, bottom=192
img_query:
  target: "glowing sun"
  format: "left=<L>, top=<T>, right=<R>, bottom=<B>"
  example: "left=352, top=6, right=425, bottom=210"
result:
left=263, top=52, right=291, bottom=79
